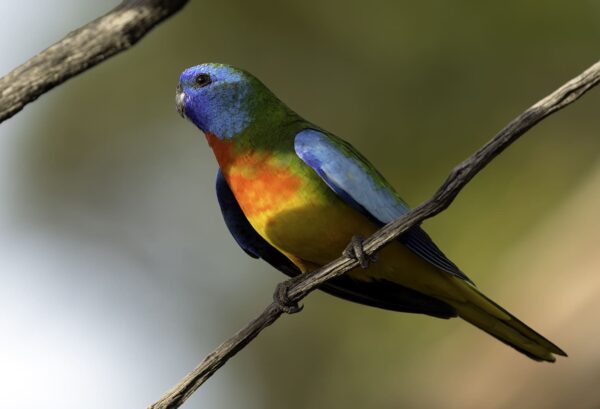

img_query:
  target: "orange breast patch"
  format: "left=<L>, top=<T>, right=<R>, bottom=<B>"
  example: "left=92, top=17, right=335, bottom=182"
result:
left=205, top=132, right=302, bottom=220
left=227, top=166, right=301, bottom=218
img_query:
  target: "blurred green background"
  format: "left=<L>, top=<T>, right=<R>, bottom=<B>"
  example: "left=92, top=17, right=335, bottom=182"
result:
left=1, top=1, right=600, bottom=408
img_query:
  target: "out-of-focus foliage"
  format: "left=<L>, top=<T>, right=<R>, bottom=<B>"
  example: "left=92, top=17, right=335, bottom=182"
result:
left=1, top=1, right=599, bottom=408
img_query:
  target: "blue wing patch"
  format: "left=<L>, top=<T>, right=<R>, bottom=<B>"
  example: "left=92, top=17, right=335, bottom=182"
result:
left=294, top=129, right=472, bottom=284
left=294, top=129, right=410, bottom=224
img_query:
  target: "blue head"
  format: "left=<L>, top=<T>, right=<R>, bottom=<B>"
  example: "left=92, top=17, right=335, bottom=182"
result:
left=176, top=63, right=262, bottom=139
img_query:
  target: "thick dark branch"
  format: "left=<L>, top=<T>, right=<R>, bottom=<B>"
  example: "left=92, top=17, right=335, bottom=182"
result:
left=0, top=0, right=188, bottom=123
left=149, top=60, right=600, bottom=409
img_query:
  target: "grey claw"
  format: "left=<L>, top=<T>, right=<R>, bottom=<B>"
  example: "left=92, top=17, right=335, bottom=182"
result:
left=273, top=280, right=303, bottom=314
left=343, top=235, right=373, bottom=269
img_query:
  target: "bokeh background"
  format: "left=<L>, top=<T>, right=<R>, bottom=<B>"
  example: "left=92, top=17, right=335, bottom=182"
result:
left=1, top=1, right=600, bottom=408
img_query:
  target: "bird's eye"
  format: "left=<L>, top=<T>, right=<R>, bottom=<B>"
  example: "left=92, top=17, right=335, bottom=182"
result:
left=195, top=73, right=212, bottom=87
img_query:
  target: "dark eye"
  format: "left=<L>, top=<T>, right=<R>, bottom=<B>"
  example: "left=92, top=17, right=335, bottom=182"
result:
left=195, top=73, right=212, bottom=87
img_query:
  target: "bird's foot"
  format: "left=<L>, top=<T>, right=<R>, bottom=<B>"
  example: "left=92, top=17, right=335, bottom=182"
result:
left=273, top=276, right=304, bottom=314
left=343, top=235, right=375, bottom=269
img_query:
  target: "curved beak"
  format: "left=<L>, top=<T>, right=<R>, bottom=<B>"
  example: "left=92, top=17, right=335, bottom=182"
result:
left=175, top=84, right=186, bottom=118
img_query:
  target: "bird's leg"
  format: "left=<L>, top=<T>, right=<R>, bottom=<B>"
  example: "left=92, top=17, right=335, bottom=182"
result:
left=273, top=275, right=304, bottom=314
left=343, top=235, right=375, bottom=269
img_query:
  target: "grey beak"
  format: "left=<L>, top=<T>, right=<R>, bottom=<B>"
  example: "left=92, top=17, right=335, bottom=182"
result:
left=175, top=84, right=186, bottom=118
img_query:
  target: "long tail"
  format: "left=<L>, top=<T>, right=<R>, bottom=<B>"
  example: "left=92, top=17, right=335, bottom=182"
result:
left=446, top=278, right=567, bottom=362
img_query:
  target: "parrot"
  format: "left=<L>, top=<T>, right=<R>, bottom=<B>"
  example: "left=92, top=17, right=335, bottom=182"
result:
left=175, top=63, right=566, bottom=362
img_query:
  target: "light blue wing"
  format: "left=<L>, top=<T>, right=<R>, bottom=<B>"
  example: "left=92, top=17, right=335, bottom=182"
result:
left=294, top=128, right=471, bottom=283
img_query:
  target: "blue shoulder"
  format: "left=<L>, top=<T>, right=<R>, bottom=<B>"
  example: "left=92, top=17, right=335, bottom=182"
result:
left=295, top=128, right=410, bottom=224
left=294, top=129, right=472, bottom=283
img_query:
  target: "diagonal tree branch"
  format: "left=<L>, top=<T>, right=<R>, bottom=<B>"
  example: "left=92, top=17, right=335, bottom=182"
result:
left=149, top=59, right=600, bottom=409
left=0, top=0, right=188, bottom=124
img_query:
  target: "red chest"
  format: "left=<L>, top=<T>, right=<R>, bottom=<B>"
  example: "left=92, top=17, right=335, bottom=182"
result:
left=206, top=133, right=302, bottom=219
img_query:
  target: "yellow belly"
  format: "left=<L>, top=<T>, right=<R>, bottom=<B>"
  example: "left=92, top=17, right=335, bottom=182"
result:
left=259, top=195, right=461, bottom=303
left=261, top=198, right=377, bottom=267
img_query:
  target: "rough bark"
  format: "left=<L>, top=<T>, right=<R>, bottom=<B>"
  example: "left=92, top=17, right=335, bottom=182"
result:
left=0, top=0, right=188, bottom=123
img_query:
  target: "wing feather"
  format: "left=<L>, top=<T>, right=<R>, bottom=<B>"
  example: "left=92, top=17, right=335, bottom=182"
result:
left=294, top=129, right=472, bottom=283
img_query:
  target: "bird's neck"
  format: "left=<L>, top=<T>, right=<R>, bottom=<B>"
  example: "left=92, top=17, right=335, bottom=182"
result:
left=205, top=132, right=236, bottom=171
left=204, top=110, right=307, bottom=173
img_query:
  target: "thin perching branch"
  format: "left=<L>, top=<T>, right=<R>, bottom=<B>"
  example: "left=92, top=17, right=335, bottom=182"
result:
left=0, top=0, right=188, bottom=123
left=149, top=59, right=600, bottom=409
